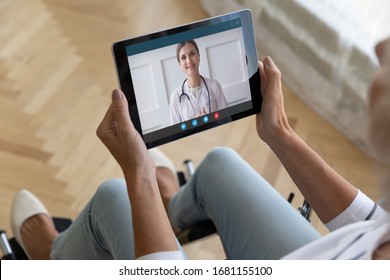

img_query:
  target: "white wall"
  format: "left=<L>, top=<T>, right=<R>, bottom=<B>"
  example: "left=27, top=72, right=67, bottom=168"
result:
left=128, top=27, right=249, bottom=134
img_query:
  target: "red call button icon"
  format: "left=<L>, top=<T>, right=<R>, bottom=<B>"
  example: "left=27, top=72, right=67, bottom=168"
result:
left=213, top=112, right=220, bottom=120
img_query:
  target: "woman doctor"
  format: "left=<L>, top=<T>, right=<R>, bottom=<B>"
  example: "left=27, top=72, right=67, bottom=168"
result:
left=170, top=40, right=228, bottom=125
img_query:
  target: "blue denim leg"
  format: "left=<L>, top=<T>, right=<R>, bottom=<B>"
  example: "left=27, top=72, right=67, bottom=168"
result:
left=50, top=179, right=186, bottom=259
left=50, top=179, right=134, bottom=259
left=168, top=147, right=321, bottom=259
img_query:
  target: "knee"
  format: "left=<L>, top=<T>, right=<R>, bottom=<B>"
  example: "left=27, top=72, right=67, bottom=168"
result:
left=198, top=147, right=244, bottom=178
left=94, top=179, right=128, bottom=205
left=203, top=147, right=239, bottom=165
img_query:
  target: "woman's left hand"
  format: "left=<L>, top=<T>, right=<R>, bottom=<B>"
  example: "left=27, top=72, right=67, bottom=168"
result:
left=97, top=90, right=179, bottom=258
left=96, top=89, right=155, bottom=179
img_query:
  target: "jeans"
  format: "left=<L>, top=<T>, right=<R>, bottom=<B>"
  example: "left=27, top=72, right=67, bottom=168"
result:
left=50, top=147, right=321, bottom=259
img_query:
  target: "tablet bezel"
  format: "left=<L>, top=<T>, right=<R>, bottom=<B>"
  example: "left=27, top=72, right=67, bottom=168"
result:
left=112, top=9, right=261, bottom=148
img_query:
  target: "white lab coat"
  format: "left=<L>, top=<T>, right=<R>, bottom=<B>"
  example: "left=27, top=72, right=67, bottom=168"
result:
left=170, top=77, right=228, bottom=125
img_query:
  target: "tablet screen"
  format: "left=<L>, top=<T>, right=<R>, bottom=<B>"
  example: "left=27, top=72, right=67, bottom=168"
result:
left=112, top=9, right=261, bottom=148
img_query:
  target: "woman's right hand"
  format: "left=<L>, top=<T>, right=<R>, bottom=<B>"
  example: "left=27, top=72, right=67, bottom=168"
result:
left=256, top=57, right=292, bottom=146
left=256, top=57, right=359, bottom=224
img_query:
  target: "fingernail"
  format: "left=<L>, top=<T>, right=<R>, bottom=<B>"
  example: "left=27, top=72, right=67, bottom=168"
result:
left=112, top=89, right=122, bottom=101
left=265, top=56, right=272, bottom=67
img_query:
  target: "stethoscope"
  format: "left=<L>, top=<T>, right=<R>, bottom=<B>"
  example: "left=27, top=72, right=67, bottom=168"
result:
left=179, top=75, right=211, bottom=115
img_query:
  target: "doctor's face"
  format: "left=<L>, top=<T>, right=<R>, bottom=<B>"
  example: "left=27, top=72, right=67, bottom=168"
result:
left=368, top=37, right=390, bottom=163
left=178, top=43, right=200, bottom=77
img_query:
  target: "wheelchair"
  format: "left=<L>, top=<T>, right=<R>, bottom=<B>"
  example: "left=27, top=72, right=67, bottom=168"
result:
left=0, top=159, right=311, bottom=260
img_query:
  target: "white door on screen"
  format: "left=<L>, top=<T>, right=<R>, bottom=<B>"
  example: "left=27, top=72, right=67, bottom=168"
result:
left=198, top=28, right=251, bottom=106
left=129, top=46, right=180, bottom=135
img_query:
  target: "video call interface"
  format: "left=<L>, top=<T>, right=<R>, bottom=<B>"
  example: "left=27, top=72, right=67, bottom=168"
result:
left=125, top=16, right=256, bottom=147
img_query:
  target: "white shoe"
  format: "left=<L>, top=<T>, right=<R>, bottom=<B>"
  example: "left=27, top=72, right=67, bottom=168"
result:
left=148, top=148, right=176, bottom=174
left=10, top=189, right=52, bottom=259
left=148, top=148, right=180, bottom=184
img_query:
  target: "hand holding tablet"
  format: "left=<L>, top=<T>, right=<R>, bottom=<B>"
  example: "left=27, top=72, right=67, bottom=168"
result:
left=112, top=9, right=261, bottom=148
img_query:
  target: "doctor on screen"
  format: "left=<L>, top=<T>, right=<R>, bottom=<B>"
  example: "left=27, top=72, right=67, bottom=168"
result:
left=170, top=40, right=228, bottom=125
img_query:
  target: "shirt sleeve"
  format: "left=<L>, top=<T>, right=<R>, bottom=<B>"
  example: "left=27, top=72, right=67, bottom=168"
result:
left=325, top=190, right=388, bottom=232
left=136, top=251, right=185, bottom=260
left=170, top=90, right=181, bottom=125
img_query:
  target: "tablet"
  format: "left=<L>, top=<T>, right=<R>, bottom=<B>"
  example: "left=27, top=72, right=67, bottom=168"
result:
left=112, top=9, right=261, bottom=148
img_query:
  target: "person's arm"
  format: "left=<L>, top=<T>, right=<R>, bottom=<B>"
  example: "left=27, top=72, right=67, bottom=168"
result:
left=170, top=90, right=181, bottom=125
left=256, top=57, right=358, bottom=223
left=125, top=169, right=179, bottom=258
left=97, top=89, right=178, bottom=258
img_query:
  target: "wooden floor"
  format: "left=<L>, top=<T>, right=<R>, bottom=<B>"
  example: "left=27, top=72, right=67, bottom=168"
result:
left=0, top=0, right=387, bottom=260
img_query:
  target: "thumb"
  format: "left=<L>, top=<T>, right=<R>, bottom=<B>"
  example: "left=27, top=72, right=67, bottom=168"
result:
left=111, top=89, right=131, bottom=127
left=263, top=56, right=282, bottom=91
